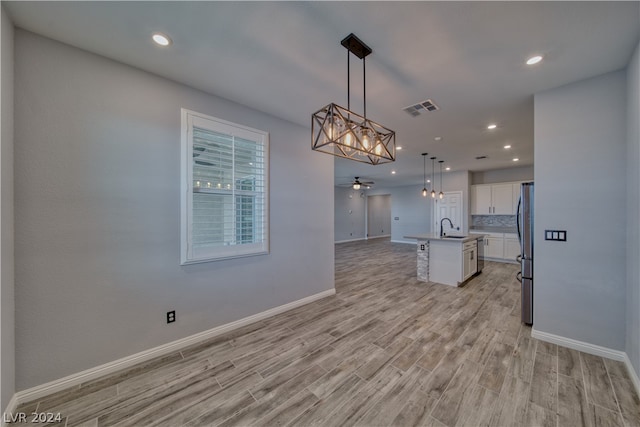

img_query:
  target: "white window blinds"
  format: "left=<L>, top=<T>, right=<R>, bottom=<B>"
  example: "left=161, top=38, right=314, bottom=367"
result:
left=181, top=110, right=269, bottom=264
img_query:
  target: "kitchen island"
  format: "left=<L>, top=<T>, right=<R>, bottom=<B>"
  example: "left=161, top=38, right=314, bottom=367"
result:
left=405, top=234, right=485, bottom=286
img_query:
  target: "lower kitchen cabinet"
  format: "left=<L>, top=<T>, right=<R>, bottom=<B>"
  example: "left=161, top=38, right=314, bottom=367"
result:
left=485, top=236, right=504, bottom=258
left=504, top=235, right=520, bottom=262
left=471, top=231, right=519, bottom=263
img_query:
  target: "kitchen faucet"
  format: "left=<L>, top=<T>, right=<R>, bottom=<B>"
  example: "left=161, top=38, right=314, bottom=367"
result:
left=440, top=217, right=454, bottom=237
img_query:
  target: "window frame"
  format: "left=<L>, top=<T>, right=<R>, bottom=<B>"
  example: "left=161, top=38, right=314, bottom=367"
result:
left=180, top=108, right=269, bottom=265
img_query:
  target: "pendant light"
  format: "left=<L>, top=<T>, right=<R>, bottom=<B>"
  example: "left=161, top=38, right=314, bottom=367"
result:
left=311, top=34, right=396, bottom=165
left=438, top=160, right=445, bottom=199
left=430, top=157, right=437, bottom=198
left=421, top=153, right=429, bottom=197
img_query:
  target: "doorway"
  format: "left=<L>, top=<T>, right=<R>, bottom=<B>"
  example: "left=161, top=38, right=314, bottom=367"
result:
left=434, top=191, right=462, bottom=235
left=367, top=194, right=391, bottom=238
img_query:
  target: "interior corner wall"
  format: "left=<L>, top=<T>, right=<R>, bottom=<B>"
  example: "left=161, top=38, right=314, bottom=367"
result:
left=368, top=186, right=430, bottom=243
left=534, top=70, right=627, bottom=350
left=0, top=5, right=15, bottom=413
left=14, top=30, right=334, bottom=390
left=334, top=186, right=366, bottom=242
left=626, top=39, right=640, bottom=378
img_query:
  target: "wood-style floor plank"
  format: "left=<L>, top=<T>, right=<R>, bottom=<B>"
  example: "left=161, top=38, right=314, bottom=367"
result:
left=14, top=238, right=638, bottom=427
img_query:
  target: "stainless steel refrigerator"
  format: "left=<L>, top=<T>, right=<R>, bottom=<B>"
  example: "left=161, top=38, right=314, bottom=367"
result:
left=517, top=182, right=534, bottom=325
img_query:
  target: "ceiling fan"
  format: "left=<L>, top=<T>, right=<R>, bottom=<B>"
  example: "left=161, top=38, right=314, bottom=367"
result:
left=340, top=176, right=374, bottom=190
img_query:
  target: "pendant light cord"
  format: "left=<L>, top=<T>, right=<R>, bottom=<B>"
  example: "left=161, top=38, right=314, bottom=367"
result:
left=363, top=57, right=366, bottom=119
left=347, top=49, right=350, bottom=112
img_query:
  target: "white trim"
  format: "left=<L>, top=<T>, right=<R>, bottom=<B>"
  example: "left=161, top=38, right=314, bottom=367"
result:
left=334, top=238, right=366, bottom=244
left=624, top=353, right=640, bottom=400
left=9, top=289, right=335, bottom=408
left=532, top=329, right=640, bottom=398
left=1, top=395, right=19, bottom=427
left=366, top=234, right=391, bottom=240
left=531, top=328, right=625, bottom=361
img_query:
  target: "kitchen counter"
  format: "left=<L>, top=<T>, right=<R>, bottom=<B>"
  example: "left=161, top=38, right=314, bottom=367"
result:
left=405, top=234, right=485, bottom=286
left=470, top=226, right=517, bottom=234
left=404, top=233, right=482, bottom=243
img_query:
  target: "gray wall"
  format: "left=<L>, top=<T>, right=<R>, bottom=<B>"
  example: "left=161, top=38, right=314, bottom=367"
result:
left=471, top=166, right=534, bottom=185
left=14, top=30, right=334, bottom=390
left=334, top=187, right=366, bottom=242
left=367, top=194, right=391, bottom=238
left=627, top=40, right=640, bottom=379
left=1, top=5, right=15, bottom=412
left=534, top=70, right=626, bottom=350
left=369, top=186, right=431, bottom=243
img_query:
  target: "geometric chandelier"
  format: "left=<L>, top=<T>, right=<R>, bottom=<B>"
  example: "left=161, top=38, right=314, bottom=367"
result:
left=312, top=34, right=396, bottom=165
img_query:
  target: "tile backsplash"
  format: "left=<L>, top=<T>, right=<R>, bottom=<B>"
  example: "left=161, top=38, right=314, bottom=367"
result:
left=472, top=215, right=516, bottom=228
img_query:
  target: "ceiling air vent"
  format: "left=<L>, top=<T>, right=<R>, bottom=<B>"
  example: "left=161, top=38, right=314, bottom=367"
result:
left=402, top=99, right=440, bottom=117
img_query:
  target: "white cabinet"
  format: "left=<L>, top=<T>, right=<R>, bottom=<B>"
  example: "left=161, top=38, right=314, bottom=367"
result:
left=485, top=236, right=504, bottom=258
left=463, top=241, right=477, bottom=281
left=471, top=181, right=534, bottom=215
left=504, top=235, right=520, bottom=262
left=492, top=184, right=513, bottom=214
left=470, top=231, right=519, bottom=264
left=471, top=183, right=515, bottom=215
left=471, top=185, right=492, bottom=214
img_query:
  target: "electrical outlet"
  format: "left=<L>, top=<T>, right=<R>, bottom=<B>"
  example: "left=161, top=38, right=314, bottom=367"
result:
left=167, top=310, right=176, bottom=323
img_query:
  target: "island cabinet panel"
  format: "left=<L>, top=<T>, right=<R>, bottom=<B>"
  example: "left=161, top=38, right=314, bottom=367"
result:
left=428, top=240, right=464, bottom=286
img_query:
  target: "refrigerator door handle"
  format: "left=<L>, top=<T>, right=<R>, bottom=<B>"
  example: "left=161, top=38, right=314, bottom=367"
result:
left=516, top=195, right=522, bottom=245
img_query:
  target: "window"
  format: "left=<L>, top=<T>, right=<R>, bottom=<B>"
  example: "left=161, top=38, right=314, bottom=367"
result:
left=181, top=109, right=269, bottom=264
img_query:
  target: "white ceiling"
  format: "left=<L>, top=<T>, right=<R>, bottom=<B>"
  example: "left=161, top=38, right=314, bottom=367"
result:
left=5, top=1, right=639, bottom=187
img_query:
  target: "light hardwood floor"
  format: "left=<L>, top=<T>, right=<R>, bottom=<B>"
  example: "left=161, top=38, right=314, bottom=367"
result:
left=16, top=238, right=640, bottom=426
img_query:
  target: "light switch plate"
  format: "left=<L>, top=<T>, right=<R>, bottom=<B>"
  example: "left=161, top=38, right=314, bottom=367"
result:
left=545, top=230, right=567, bottom=241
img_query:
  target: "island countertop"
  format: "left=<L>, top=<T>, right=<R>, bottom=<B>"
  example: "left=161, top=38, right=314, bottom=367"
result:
left=404, top=233, right=485, bottom=243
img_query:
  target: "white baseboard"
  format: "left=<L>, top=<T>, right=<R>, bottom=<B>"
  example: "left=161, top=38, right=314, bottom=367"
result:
left=366, top=235, right=391, bottom=240
left=1, top=395, right=19, bottom=427
left=7, top=288, right=336, bottom=411
left=531, top=328, right=626, bottom=361
left=335, top=238, right=366, bottom=244
left=533, top=329, right=640, bottom=398
left=624, top=353, right=640, bottom=400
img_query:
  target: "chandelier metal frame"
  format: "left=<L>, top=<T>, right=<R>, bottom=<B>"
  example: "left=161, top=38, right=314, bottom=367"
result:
left=311, top=33, right=396, bottom=165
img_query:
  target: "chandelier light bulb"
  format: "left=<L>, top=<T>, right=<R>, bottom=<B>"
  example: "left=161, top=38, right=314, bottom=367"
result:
left=431, top=190, right=436, bottom=198
left=439, top=191, right=444, bottom=199
left=422, top=188, right=428, bottom=197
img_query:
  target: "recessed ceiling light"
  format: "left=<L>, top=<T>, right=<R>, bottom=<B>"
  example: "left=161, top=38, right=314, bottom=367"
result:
left=397, top=146, right=403, bottom=150
left=152, top=33, right=172, bottom=46
left=526, top=55, right=543, bottom=65
left=445, top=167, right=451, bottom=171
left=513, top=158, right=519, bottom=162
left=434, top=136, right=442, bottom=141
left=391, top=170, right=396, bottom=174
left=427, top=179, right=431, bottom=183
left=487, top=124, right=497, bottom=130
left=504, top=145, right=511, bottom=149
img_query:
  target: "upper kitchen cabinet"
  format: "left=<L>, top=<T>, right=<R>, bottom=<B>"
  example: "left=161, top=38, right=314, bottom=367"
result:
left=471, top=183, right=514, bottom=214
